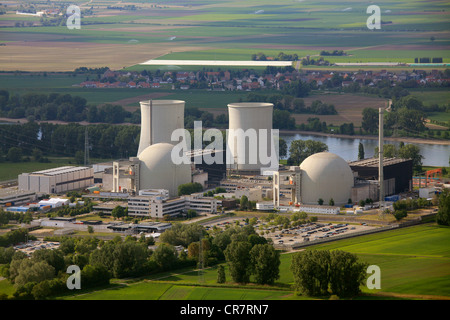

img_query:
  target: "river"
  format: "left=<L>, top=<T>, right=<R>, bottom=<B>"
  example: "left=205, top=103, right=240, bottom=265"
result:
left=281, top=133, right=450, bottom=167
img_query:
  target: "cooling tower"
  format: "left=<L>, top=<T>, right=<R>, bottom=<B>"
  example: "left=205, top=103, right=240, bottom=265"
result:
left=227, top=102, right=275, bottom=174
left=137, top=100, right=185, bottom=157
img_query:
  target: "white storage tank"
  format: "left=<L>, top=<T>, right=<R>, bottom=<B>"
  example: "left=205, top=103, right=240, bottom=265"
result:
left=137, top=100, right=185, bottom=157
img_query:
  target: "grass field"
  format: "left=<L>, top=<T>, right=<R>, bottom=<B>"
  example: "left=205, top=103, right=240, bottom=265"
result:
left=1, top=0, right=449, bottom=72
left=0, top=157, right=109, bottom=181
left=60, top=223, right=450, bottom=300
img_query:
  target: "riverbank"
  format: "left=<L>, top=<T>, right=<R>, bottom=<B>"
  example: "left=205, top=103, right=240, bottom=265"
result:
left=279, top=130, right=450, bottom=146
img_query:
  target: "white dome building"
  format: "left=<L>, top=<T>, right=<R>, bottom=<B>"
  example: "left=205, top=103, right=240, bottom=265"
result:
left=138, top=143, right=191, bottom=197
left=299, top=152, right=354, bottom=205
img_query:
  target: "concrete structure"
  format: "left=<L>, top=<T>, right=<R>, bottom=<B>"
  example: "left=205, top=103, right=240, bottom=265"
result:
left=138, top=143, right=192, bottom=197
left=227, top=102, right=275, bottom=175
left=235, top=187, right=263, bottom=202
left=137, top=100, right=185, bottom=157
left=18, top=166, right=94, bottom=194
left=111, top=158, right=140, bottom=193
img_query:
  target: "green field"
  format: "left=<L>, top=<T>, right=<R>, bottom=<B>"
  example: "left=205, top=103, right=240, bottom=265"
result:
left=61, top=223, right=450, bottom=300
left=2, top=0, right=449, bottom=72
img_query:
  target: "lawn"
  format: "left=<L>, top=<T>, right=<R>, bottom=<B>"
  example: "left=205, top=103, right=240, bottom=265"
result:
left=62, top=223, right=450, bottom=300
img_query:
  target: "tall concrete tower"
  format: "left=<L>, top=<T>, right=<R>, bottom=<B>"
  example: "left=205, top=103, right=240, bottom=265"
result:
left=137, top=100, right=185, bottom=157
left=226, top=102, right=276, bottom=175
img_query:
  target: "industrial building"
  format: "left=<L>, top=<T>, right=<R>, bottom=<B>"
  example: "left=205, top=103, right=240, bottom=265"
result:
left=127, top=191, right=217, bottom=218
left=349, top=157, right=413, bottom=196
left=0, top=188, right=37, bottom=207
left=18, top=166, right=94, bottom=194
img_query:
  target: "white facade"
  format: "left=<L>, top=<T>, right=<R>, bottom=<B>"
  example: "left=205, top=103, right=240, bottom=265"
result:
left=137, top=100, right=185, bottom=156
left=128, top=193, right=217, bottom=218
left=18, top=166, right=94, bottom=194
left=227, top=102, right=275, bottom=174
left=292, top=205, right=340, bottom=215
left=256, top=202, right=274, bottom=211
left=299, top=152, right=354, bottom=205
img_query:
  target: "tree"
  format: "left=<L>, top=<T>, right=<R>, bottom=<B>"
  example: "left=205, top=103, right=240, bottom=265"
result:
left=111, top=205, right=126, bottom=220
left=287, top=139, right=328, bottom=166
left=249, top=244, right=280, bottom=285
left=12, top=260, right=55, bottom=287
left=74, top=150, right=84, bottom=165
left=318, top=198, right=324, bottom=205
left=178, top=182, right=203, bottom=196
left=112, top=241, right=149, bottom=278
left=80, top=264, right=110, bottom=288
left=362, top=108, right=378, bottom=134
left=7, top=147, right=22, bottom=162
left=291, top=250, right=330, bottom=296
left=151, top=243, right=178, bottom=271
left=224, top=241, right=252, bottom=283
left=291, top=249, right=367, bottom=297
left=398, top=144, right=423, bottom=171
left=328, top=250, right=368, bottom=297
left=240, top=195, right=249, bottom=211
left=329, top=198, right=335, bottom=206
left=358, top=142, right=365, bottom=160
left=436, top=189, right=450, bottom=226
left=217, top=265, right=226, bottom=284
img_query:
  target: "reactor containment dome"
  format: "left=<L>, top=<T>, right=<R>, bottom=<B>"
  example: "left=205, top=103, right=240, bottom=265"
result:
left=138, top=143, right=191, bottom=197
left=299, top=152, right=354, bottom=205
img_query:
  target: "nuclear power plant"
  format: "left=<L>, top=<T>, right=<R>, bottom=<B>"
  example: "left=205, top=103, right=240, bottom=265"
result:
left=84, top=97, right=414, bottom=219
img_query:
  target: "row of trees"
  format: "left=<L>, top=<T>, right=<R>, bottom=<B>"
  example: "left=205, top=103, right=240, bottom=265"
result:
left=291, top=249, right=367, bottom=297
left=0, top=122, right=140, bottom=161
left=0, top=90, right=136, bottom=124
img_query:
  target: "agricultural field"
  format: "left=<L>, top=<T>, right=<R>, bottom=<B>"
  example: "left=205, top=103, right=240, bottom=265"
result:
left=62, top=223, right=450, bottom=300
left=1, top=0, right=449, bottom=72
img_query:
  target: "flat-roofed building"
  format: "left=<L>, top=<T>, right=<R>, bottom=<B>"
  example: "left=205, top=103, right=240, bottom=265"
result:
left=127, top=193, right=217, bottom=218
left=0, top=188, right=37, bottom=207
left=18, top=166, right=94, bottom=194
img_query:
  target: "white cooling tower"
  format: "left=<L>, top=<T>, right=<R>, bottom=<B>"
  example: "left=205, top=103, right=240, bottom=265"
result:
left=227, top=102, right=275, bottom=174
left=137, top=100, right=185, bottom=157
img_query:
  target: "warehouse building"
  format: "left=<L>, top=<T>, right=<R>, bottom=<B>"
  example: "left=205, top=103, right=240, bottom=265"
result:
left=18, top=166, right=94, bottom=194
left=0, top=188, right=37, bottom=207
left=349, top=157, right=413, bottom=196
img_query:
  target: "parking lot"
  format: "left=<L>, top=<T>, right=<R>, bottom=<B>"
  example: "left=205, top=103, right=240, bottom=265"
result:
left=203, top=216, right=376, bottom=248
left=13, top=240, right=60, bottom=256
